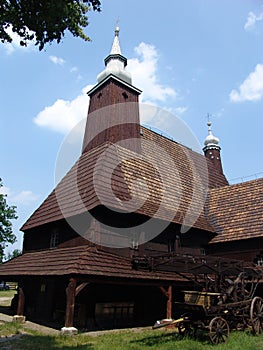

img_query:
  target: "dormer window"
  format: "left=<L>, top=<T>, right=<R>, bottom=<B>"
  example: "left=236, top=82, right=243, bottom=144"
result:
left=50, top=229, right=59, bottom=248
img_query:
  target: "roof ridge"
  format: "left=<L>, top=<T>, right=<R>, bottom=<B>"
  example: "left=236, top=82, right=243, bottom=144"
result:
left=210, top=176, right=263, bottom=192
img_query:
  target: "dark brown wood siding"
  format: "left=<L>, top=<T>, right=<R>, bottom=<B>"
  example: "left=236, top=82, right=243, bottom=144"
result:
left=82, top=78, right=141, bottom=154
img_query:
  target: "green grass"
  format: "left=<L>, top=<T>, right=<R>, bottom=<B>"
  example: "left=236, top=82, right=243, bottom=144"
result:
left=0, top=290, right=16, bottom=298
left=0, top=322, right=263, bottom=350
left=0, top=289, right=16, bottom=307
left=0, top=321, right=21, bottom=337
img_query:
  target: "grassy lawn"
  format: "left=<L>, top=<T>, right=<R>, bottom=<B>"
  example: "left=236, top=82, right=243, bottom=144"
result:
left=0, top=322, right=263, bottom=350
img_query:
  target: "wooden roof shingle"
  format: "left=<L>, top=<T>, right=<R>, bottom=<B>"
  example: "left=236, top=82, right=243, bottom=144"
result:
left=21, top=127, right=228, bottom=233
left=207, top=178, right=263, bottom=243
left=0, top=245, right=187, bottom=283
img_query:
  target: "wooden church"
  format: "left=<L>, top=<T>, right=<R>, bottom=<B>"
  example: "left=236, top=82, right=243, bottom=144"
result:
left=0, top=27, right=263, bottom=333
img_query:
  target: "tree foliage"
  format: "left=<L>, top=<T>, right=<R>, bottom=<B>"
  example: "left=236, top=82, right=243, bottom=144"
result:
left=5, top=248, right=22, bottom=261
left=0, top=0, right=101, bottom=50
left=0, top=179, right=17, bottom=262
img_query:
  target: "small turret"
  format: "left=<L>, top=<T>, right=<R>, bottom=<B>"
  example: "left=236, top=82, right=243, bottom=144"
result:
left=203, top=121, right=224, bottom=174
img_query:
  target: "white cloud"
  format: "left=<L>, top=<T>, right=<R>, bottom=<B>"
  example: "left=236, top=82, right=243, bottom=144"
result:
left=49, top=55, right=66, bottom=66
left=174, top=106, right=188, bottom=115
left=34, top=85, right=92, bottom=134
left=70, top=66, right=78, bottom=73
left=11, top=191, right=39, bottom=205
left=244, top=11, right=263, bottom=31
left=0, top=186, right=39, bottom=205
left=2, top=26, right=35, bottom=54
left=229, top=64, right=263, bottom=102
left=34, top=42, right=177, bottom=134
left=128, top=42, right=176, bottom=102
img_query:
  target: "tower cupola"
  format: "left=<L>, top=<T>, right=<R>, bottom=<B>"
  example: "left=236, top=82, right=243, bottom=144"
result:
left=204, top=121, right=220, bottom=149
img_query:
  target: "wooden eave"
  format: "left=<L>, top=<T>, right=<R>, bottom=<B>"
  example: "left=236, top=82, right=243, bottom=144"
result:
left=0, top=245, right=188, bottom=284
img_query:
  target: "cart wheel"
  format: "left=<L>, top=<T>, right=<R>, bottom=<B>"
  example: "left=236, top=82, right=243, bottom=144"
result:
left=250, top=296, right=263, bottom=335
left=209, top=317, right=229, bottom=344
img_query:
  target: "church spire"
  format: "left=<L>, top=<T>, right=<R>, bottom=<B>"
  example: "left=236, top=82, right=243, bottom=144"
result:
left=97, top=26, right=132, bottom=85
left=82, top=26, right=141, bottom=155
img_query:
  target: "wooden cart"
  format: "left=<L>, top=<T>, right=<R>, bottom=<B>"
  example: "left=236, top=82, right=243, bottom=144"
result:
left=132, top=254, right=263, bottom=344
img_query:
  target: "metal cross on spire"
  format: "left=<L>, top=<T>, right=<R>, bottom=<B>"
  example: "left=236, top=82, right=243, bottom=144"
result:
left=206, top=113, right=212, bottom=133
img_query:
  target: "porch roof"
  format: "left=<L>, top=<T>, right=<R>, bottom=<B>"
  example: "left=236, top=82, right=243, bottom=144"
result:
left=0, top=245, right=187, bottom=283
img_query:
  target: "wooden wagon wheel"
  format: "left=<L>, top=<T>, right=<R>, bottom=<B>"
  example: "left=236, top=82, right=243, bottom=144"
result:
left=209, top=317, right=229, bottom=344
left=250, top=296, right=263, bottom=335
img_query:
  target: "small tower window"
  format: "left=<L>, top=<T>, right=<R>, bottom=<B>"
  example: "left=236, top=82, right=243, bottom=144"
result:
left=122, top=92, right=128, bottom=100
left=50, top=229, right=59, bottom=248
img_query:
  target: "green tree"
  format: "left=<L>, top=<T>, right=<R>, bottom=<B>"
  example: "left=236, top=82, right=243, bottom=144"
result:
left=0, top=179, right=17, bottom=262
left=0, top=0, right=101, bottom=50
left=5, top=248, right=22, bottom=261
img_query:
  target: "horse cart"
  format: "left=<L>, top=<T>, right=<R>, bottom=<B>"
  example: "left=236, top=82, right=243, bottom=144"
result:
left=131, top=253, right=263, bottom=344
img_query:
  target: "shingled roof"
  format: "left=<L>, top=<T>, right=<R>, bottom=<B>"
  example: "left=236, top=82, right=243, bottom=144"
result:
left=21, top=126, right=228, bottom=233
left=207, top=178, right=263, bottom=243
left=0, top=245, right=187, bottom=283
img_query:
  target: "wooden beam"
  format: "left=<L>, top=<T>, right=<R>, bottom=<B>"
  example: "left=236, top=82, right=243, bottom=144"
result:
left=17, top=287, right=25, bottom=316
left=65, top=278, right=77, bottom=328
left=75, top=282, right=90, bottom=297
left=159, top=286, right=169, bottom=298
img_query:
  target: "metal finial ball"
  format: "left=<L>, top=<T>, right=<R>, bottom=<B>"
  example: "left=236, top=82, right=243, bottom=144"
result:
left=115, top=26, right=120, bottom=35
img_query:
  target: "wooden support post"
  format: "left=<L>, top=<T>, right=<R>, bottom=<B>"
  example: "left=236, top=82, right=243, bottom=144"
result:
left=167, top=285, right=172, bottom=319
left=17, top=287, right=25, bottom=316
left=65, top=278, right=77, bottom=328
left=13, top=286, right=26, bottom=323
left=175, top=235, right=180, bottom=253
left=159, top=285, right=173, bottom=319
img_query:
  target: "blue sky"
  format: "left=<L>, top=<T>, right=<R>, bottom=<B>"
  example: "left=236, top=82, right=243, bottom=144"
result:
left=1, top=0, right=263, bottom=254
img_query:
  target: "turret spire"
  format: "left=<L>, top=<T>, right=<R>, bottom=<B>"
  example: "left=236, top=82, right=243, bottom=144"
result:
left=204, top=120, right=220, bottom=149
left=203, top=117, right=224, bottom=174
